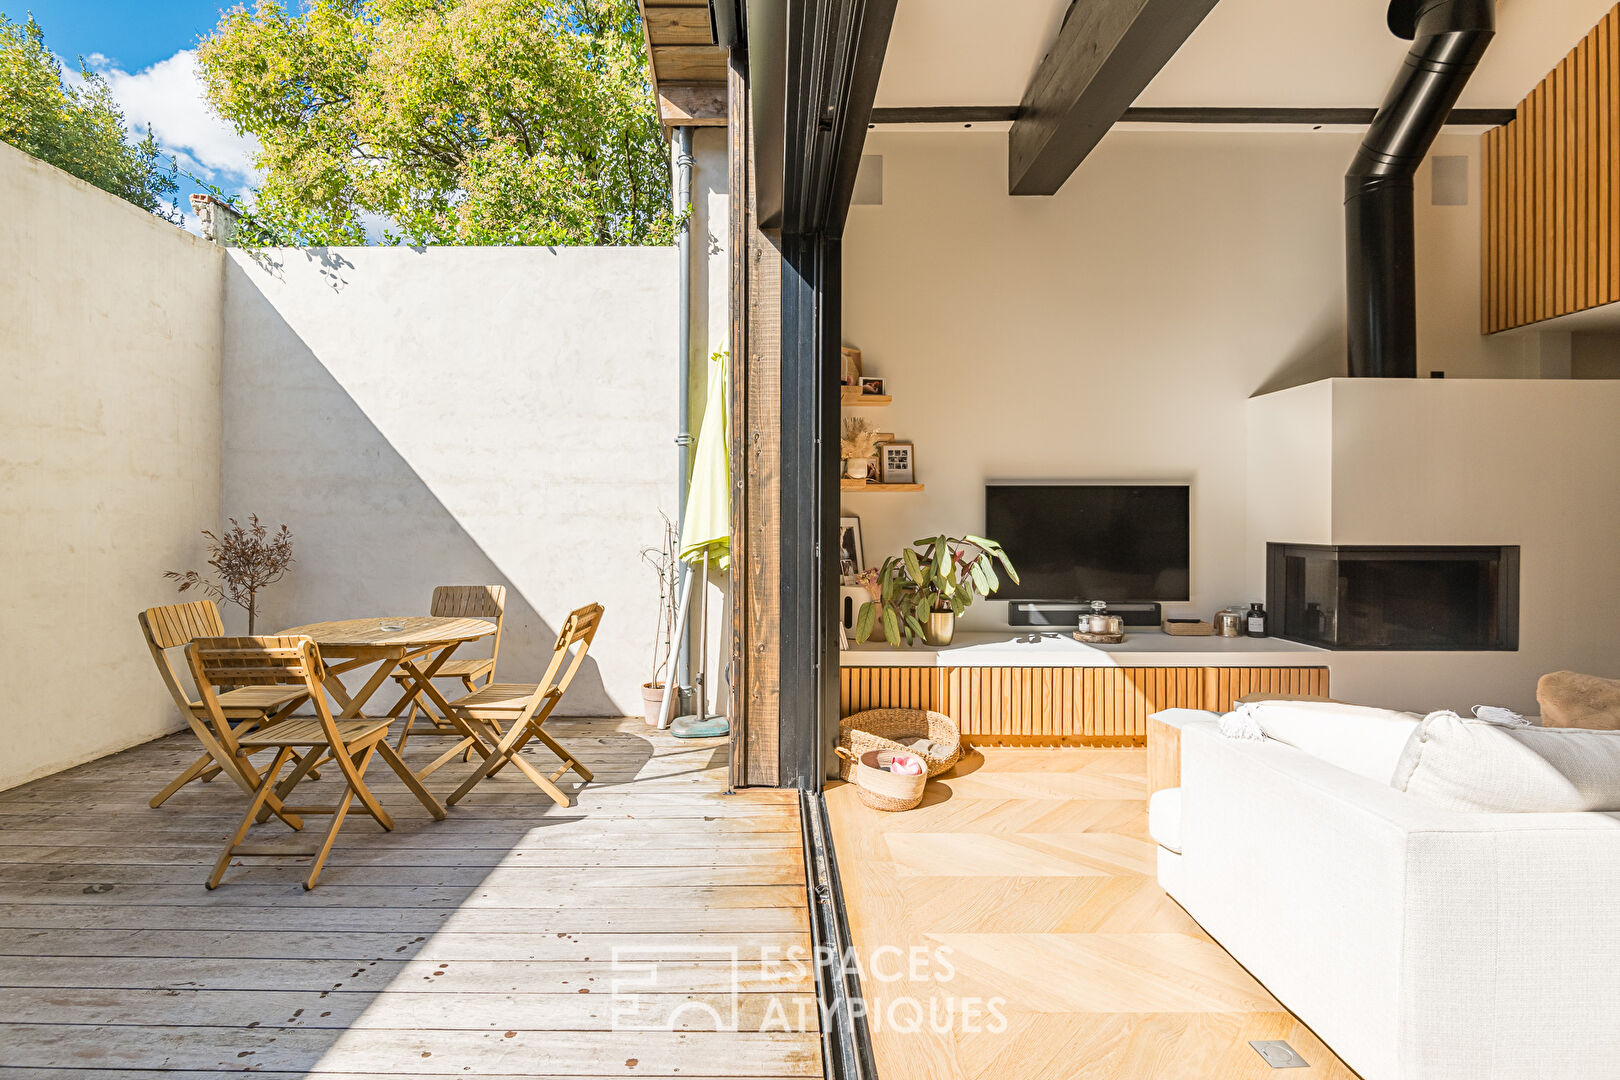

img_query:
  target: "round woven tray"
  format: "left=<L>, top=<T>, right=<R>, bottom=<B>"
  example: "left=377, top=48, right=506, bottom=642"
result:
left=838, top=709, right=961, bottom=781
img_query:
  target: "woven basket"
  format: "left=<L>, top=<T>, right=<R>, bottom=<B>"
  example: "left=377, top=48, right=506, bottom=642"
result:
left=838, top=709, right=960, bottom=781
left=836, top=748, right=927, bottom=812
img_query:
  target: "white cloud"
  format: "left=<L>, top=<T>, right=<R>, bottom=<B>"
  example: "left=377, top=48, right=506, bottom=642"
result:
left=88, top=49, right=261, bottom=187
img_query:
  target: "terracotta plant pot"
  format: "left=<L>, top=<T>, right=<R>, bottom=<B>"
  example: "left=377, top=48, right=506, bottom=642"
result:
left=641, top=682, right=667, bottom=726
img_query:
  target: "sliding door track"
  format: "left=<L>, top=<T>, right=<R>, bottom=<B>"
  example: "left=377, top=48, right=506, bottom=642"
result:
left=799, top=788, right=878, bottom=1080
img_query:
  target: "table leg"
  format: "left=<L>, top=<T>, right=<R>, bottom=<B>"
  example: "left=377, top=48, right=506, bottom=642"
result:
left=395, top=659, right=500, bottom=783
left=332, top=658, right=401, bottom=720
left=386, top=642, right=462, bottom=720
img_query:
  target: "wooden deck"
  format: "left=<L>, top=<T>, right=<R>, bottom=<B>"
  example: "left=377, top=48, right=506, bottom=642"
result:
left=0, top=717, right=819, bottom=1078
left=826, top=747, right=1359, bottom=1080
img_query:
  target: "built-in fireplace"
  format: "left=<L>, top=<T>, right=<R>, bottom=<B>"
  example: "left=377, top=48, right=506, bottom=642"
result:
left=1266, top=544, right=1519, bottom=651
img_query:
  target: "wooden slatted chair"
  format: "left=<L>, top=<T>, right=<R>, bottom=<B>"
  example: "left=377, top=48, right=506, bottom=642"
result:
left=188, top=636, right=446, bottom=890
left=441, top=603, right=604, bottom=809
left=140, top=601, right=311, bottom=809
left=391, top=584, right=508, bottom=751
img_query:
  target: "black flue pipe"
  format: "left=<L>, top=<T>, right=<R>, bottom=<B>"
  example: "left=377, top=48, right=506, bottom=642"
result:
left=1346, top=0, right=1495, bottom=378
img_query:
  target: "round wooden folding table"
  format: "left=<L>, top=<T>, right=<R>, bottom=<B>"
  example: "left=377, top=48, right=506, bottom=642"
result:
left=277, top=616, right=495, bottom=725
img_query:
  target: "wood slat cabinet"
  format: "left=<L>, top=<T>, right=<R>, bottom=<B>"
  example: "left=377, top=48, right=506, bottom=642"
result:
left=1482, top=4, right=1620, bottom=332
left=838, top=665, right=1329, bottom=746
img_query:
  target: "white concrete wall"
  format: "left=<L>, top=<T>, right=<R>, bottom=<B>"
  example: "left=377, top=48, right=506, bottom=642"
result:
left=0, top=141, right=224, bottom=792
left=223, top=246, right=678, bottom=715
left=1247, top=378, right=1620, bottom=714
left=841, top=129, right=1530, bottom=630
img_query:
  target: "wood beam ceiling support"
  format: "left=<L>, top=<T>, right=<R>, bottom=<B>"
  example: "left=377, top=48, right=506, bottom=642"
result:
left=660, top=85, right=728, bottom=126
left=1008, top=0, right=1219, bottom=196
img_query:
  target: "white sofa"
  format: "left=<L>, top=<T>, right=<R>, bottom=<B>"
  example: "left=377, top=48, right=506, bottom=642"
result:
left=1152, top=717, right=1620, bottom=1080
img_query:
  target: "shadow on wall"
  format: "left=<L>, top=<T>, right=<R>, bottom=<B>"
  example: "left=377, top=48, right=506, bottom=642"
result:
left=1251, top=309, right=1347, bottom=398
left=219, top=249, right=677, bottom=716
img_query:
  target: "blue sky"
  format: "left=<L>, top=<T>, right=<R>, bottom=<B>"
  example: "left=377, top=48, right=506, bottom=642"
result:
left=5, top=1, right=263, bottom=221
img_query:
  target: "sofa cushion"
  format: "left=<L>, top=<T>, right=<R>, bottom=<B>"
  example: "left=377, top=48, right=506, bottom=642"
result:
left=1230, top=700, right=1423, bottom=783
left=1392, top=710, right=1620, bottom=812
left=1147, top=787, right=1182, bottom=853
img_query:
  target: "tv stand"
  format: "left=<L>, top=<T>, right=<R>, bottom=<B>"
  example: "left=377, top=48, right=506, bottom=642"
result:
left=839, top=630, right=1328, bottom=746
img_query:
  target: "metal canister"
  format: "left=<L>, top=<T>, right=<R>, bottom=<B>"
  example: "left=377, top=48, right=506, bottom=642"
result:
left=1213, top=608, right=1245, bottom=637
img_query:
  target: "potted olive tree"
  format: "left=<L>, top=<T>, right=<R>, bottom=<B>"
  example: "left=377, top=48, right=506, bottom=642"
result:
left=165, top=516, right=294, bottom=633
left=854, top=534, right=1018, bottom=647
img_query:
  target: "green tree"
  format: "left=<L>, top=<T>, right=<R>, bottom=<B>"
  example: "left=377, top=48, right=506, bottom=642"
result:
left=196, top=0, right=673, bottom=246
left=0, top=15, right=180, bottom=219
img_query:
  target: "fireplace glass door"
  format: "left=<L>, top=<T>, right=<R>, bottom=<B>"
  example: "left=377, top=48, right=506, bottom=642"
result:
left=1266, top=544, right=1519, bottom=651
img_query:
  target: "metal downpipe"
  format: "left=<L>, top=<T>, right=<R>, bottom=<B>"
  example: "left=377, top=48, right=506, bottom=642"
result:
left=674, top=126, right=696, bottom=700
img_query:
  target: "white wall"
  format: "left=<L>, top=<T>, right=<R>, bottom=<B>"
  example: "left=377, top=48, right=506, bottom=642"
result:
left=841, top=128, right=1520, bottom=628
left=0, top=142, right=224, bottom=791
left=223, top=246, right=678, bottom=716
left=1248, top=379, right=1620, bottom=714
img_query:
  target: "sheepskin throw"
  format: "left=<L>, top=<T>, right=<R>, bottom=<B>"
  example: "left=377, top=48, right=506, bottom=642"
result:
left=1537, top=670, right=1620, bottom=730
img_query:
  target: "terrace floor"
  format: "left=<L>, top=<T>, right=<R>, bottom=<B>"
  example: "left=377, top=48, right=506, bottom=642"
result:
left=0, top=717, right=820, bottom=1078
left=826, top=746, right=1358, bottom=1080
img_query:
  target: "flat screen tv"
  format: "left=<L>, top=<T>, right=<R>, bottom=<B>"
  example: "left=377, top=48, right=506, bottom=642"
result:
left=984, top=483, right=1191, bottom=602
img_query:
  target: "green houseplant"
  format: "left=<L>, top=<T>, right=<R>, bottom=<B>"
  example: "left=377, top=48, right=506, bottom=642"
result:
left=855, top=535, right=1018, bottom=647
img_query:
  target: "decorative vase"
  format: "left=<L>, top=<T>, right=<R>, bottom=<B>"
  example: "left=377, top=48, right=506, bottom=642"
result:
left=845, top=457, right=874, bottom=481
left=924, top=610, right=955, bottom=646
left=641, top=682, right=667, bottom=726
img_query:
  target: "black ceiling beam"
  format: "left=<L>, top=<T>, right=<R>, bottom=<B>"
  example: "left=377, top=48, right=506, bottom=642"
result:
left=1008, top=0, right=1220, bottom=196
left=869, top=106, right=1021, bottom=125
left=1122, top=106, right=1518, bottom=126
left=870, top=105, right=1518, bottom=128
left=780, top=0, right=899, bottom=236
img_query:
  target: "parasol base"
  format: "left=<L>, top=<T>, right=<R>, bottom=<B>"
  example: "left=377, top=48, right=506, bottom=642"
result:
left=671, top=713, right=731, bottom=739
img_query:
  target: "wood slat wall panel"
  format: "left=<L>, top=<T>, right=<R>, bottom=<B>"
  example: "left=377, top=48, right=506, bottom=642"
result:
left=838, top=666, right=1328, bottom=746
left=1484, top=5, right=1620, bottom=332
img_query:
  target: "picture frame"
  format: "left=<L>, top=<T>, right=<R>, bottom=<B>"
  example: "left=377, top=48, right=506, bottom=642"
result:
left=860, top=377, right=884, bottom=396
left=839, top=515, right=864, bottom=577
left=879, top=442, right=915, bottom=485
left=840, top=347, right=862, bottom=387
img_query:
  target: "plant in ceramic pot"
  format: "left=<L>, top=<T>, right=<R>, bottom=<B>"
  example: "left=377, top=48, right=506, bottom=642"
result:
left=638, top=515, right=679, bottom=724
left=840, top=417, right=879, bottom=481
left=854, top=534, right=1019, bottom=647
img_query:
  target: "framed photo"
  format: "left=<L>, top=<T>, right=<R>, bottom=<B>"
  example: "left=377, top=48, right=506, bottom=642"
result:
left=880, top=442, right=915, bottom=485
left=840, top=347, right=862, bottom=387
left=860, top=377, right=885, bottom=397
left=839, top=515, right=864, bottom=576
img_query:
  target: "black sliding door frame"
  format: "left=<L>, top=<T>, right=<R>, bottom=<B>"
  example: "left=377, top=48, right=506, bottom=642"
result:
left=771, top=0, right=896, bottom=789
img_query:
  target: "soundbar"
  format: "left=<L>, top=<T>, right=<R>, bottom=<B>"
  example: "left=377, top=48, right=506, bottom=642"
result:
left=1008, top=601, right=1163, bottom=628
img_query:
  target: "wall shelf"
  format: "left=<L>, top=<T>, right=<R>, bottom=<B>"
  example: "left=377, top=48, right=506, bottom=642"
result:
left=841, top=389, right=890, bottom=407
left=841, top=480, right=924, bottom=492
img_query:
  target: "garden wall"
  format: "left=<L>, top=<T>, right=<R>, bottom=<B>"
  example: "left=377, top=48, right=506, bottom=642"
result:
left=223, top=246, right=678, bottom=717
left=0, top=142, right=225, bottom=790
left=0, top=139, right=682, bottom=791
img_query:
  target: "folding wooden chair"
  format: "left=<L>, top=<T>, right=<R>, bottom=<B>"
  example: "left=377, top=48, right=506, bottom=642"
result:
left=391, top=584, right=507, bottom=752
left=441, top=604, right=604, bottom=809
left=188, top=636, right=446, bottom=890
left=139, top=601, right=311, bottom=809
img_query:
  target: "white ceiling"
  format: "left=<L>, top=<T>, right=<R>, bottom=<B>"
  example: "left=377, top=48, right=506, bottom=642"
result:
left=875, top=0, right=1620, bottom=111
